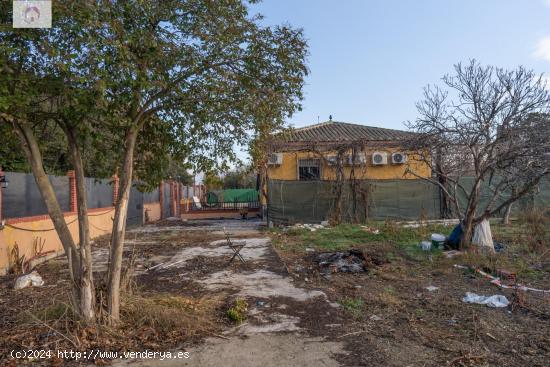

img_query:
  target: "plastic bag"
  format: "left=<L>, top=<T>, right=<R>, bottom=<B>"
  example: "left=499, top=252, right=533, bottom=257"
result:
left=472, top=219, right=495, bottom=253
left=462, top=292, right=509, bottom=308
left=14, top=271, right=44, bottom=289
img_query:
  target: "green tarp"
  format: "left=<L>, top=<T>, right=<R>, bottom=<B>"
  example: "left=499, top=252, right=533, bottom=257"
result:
left=207, top=189, right=259, bottom=204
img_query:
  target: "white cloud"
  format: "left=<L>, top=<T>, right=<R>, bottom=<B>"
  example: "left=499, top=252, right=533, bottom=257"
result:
left=533, top=37, right=550, bottom=62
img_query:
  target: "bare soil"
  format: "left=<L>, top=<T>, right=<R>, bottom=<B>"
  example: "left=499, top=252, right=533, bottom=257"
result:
left=1, top=219, right=548, bottom=367
left=272, top=226, right=550, bottom=367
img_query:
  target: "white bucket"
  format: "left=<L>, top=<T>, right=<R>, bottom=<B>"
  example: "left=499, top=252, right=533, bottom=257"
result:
left=431, top=233, right=446, bottom=249
left=431, top=233, right=446, bottom=242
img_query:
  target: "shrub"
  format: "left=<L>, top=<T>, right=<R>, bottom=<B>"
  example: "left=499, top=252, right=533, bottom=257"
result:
left=226, top=298, right=248, bottom=324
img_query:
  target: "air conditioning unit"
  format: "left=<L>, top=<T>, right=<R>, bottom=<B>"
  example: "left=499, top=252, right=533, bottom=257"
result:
left=372, top=152, right=388, bottom=165
left=267, top=153, right=283, bottom=165
left=348, top=153, right=367, bottom=166
left=391, top=152, right=407, bottom=164
left=326, top=155, right=339, bottom=166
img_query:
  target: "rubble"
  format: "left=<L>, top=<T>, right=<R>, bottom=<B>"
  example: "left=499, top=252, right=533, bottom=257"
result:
left=292, top=223, right=326, bottom=231
left=397, top=219, right=459, bottom=228
left=360, top=226, right=380, bottom=234
left=315, top=250, right=368, bottom=274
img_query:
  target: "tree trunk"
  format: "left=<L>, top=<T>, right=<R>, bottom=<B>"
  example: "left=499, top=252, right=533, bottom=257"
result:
left=107, top=129, right=138, bottom=324
left=259, top=163, right=268, bottom=220
left=332, top=155, right=344, bottom=225
left=460, top=179, right=482, bottom=249
left=9, top=116, right=99, bottom=321
left=66, top=131, right=95, bottom=323
left=501, top=187, right=516, bottom=225
left=461, top=214, right=475, bottom=249
left=12, top=122, right=81, bottom=278
left=502, top=202, right=513, bottom=225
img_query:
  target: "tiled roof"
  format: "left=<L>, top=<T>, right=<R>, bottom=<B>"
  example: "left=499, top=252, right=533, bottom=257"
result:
left=284, top=121, right=412, bottom=142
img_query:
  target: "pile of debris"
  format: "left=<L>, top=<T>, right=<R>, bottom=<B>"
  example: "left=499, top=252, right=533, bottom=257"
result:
left=289, top=222, right=328, bottom=232
left=360, top=225, right=380, bottom=234
left=315, top=249, right=368, bottom=274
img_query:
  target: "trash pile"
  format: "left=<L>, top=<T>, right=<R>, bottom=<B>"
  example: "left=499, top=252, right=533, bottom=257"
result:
left=360, top=226, right=380, bottom=234
left=315, top=250, right=368, bottom=274
left=290, top=223, right=327, bottom=232
left=420, top=233, right=446, bottom=251
left=446, top=219, right=497, bottom=253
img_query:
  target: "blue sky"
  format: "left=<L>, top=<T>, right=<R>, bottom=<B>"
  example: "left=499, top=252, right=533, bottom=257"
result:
left=251, top=0, right=550, bottom=131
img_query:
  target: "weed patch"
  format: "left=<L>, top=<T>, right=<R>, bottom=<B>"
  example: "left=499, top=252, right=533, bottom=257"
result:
left=226, top=298, right=248, bottom=324
left=272, top=222, right=452, bottom=255
left=339, top=297, right=364, bottom=318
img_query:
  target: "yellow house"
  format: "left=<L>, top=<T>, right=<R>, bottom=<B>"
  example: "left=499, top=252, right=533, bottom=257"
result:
left=267, top=120, right=431, bottom=181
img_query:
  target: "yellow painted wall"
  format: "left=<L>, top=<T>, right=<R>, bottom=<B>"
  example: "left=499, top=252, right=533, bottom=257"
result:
left=268, top=149, right=431, bottom=181
left=144, top=202, right=161, bottom=223
left=0, top=208, right=115, bottom=275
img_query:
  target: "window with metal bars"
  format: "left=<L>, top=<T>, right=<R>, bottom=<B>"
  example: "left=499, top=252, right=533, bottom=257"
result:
left=298, top=159, right=321, bottom=181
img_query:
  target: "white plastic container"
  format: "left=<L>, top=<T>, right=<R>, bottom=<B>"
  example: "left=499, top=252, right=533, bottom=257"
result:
left=421, top=241, right=432, bottom=251
left=431, top=233, right=446, bottom=242
left=431, top=233, right=446, bottom=249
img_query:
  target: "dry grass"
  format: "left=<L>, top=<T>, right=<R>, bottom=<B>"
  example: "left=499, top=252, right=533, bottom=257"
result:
left=378, top=292, right=402, bottom=308
left=8, top=243, right=25, bottom=275
left=517, top=209, right=549, bottom=253
left=9, top=290, right=222, bottom=355
left=452, top=211, right=550, bottom=284
left=122, top=293, right=221, bottom=335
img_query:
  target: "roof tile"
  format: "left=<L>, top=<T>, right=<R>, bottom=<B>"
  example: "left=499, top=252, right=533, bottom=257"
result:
left=285, top=121, right=411, bottom=142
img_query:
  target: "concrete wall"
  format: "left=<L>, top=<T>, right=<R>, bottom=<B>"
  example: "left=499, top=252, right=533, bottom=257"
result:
left=267, top=149, right=431, bottom=181
left=0, top=207, right=115, bottom=275
left=0, top=172, right=190, bottom=275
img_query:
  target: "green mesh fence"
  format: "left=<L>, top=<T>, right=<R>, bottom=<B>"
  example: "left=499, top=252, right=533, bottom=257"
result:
left=267, top=178, right=550, bottom=224
left=267, top=179, right=440, bottom=224
left=453, top=177, right=550, bottom=216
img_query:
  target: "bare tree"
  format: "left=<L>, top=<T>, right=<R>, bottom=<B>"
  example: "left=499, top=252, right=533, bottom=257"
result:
left=406, top=60, right=550, bottom=247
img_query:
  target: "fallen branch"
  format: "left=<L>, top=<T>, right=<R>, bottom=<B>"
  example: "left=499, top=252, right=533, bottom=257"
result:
left=337, top=330, right=367, bottom=338
left=454, top=264, right=550, bottom=294
left=25, top=311, right=79, bottom=348
left=212, top=333, right=230, bottom=340
left=448, top=353, right=485, bottom=366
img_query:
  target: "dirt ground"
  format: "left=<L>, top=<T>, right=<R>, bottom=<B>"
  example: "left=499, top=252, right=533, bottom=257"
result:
left=110, top=219, right=346, bottom=367
left=1, top=218, right=549, bottom=366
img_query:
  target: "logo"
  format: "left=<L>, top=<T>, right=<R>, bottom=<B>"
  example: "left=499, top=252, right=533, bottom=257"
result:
left=13, top=1, right=51, bottom=28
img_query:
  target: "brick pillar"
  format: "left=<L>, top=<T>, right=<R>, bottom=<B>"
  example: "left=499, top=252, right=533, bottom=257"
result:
left=112, top=174, right=119, bottom=206
left=173, top=181, right=178, bottom=217
left=0, top=166, right=3, bottom=223
left=159, top=181, right=164, bottom=219
left=170, top=181, right=175, bottom=217
left=176, top=182, right=181, bottom=217
left=67, top=170, right=77, bottom=213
